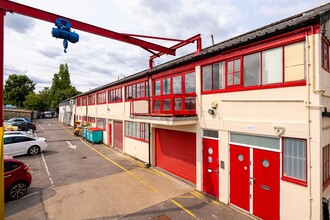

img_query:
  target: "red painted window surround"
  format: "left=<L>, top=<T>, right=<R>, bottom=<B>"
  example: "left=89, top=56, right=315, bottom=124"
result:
left=125, top=121, right=149, bottom=142
left=322, top=37, right=330, bottom=72
left=108, top=87, right=122, bottom=103
left=323, top=144, right=330, bottom=190
left=76, top=97, right=81, bottom=106
left=88, top=94, right=96, bottom=105
left=281, top=137, right=308, bottom=187
left=97, top=91, right=107, bottom=104
left=87, top=117, right=95, bottom=123
left=198, top=25, right=319, bottom=68
left=82, top=97, right=87, bottom=106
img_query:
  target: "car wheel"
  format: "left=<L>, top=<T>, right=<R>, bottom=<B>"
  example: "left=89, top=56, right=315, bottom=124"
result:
left=7, top=181, right=28, bottom=200
left=28, top=145, right=40, bottom=156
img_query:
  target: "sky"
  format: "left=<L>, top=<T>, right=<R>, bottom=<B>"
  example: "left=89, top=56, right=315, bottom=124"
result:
left=4, top=0, right=330, bottom=92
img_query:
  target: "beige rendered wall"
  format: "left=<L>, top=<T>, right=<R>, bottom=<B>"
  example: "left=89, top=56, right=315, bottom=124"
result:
left=194, top=35, right=324, bottom=219
left=124, top=137, right=149, bottom=163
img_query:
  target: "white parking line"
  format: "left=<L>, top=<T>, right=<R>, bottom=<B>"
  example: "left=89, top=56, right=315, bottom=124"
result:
left=41, top=152, right=54, bottom=186
left=7, top=191, right=40, bottom=204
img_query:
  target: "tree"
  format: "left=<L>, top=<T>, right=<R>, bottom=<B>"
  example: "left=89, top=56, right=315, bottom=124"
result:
left=49, top=64, right=81, bottom=111
left=4, top=74, right=36, bottom=107
left=24, top=87, right=51, bottom=111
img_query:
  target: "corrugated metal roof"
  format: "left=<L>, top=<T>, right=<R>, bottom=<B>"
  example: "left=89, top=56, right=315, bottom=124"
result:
left=73, top=2, right=330, bottom=98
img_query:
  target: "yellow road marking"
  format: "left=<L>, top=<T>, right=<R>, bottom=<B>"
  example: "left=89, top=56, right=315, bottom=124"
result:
left=54, top=120, right=199, bottom=219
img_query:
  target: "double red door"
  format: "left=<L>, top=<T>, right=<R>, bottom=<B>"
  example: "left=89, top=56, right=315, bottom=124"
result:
left=202, top=138, right=219, bottom=198
left=230, top=144, right=280, bottom=220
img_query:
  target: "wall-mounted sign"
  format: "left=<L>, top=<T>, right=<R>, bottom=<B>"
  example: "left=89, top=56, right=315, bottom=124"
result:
left=246, top=125, right=256, bottom=131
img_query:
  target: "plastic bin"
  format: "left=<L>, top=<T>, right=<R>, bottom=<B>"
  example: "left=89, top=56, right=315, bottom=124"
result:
left=83, top=126, right=90, bottom=139
left=87, top=127, right=103, bottom=144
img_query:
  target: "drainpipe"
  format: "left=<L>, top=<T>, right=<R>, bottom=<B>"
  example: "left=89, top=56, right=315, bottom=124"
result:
left=146, top=75, right=151, bottom=168
left=146, top=123, right=151, bottom=168
left=306, top=32, right=313, bottom=220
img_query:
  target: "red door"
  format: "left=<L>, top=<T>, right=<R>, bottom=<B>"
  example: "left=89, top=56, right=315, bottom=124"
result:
left=202, top=138, right=219, bottom=198
left=156, top=128, right=196, bottom=183
left=253, top=149, right=280, bottom=220
left=108, top=123, right=112, bottom=147
left=113, top=121, right=123, bottom=151
left=230, top=144, right=250, bottom=211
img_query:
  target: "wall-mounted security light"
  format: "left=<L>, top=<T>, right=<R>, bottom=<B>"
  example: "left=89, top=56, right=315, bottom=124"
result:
left=208, top=109, right=215, bottom=115
left=322, top=108, right=330, bottom=117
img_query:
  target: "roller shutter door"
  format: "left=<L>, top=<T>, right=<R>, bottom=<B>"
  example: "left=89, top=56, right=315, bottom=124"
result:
left=156, top=128, right=196, bottom=183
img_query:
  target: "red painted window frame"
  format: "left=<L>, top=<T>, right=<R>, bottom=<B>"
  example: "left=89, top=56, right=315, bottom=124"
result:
left=82, top=96, right=87, bottom=106
left=97, top=91, right=106, bottom=104
left=96, top=118, right=106, bottom=130
left=151, top=70, right=196, bottom=115
left=108, top=87, right=122, bottom=103
left=323, top=144, right=330, bottom=190
left=125, top=81, right=148, bottom=101
left=87, top=117, right=95, bottom=123
left=125, top=121, right=149, bottom=143
left=76, top=97, right=81, bottom=106
left=281, top=137, right=308, bottom=187
left=88, top=94, right=96, bottom=105
left=226, top=58, right=242, bottom=87
left=200, top=26, right=316, bottom=95
left=322, top=37, right=330, bottom=72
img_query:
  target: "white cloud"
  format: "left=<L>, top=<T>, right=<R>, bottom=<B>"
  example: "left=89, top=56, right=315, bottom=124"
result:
left=3, top=0, right=330, bottom=92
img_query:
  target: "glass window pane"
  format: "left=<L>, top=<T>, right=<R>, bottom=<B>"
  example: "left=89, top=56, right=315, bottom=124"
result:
left=230, top=133, right=279, bottom=150
left=234, top=59, right=240, bottom=71
left=244, top=53, right=260, bottom=86
left=234, top=73, right=240, bottom=85
left=203, top=130, right=218, bottom=138
left=283, top=138, right=307, bottom=182
left=227, top=74, right=233, bottom=86
left=185, top=72, right=195, bottom=93
left=163, top=78, right=171, bottom=95
left=262, top=48, right=283, bottom=84
left=202, top=65, right=212, bottom=91
left=154, top=100, right=160, bottom=110
left=213, top=63, right=220, bottom=90
left=163, top=99, right=171, bottom=110
left=227, top=61, right=233, bottom=73
left=155, top=81, right=160, bottom=96
left=185, top=97, right=196, bottom=110
left=136, top=83, right=141, bottom=98
left=173, top=76, right=182, bottom=94
left=174, top=98, right=182, bottom=111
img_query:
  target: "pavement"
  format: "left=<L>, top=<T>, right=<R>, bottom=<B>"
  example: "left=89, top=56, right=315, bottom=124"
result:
left=5, top=119, right=255, bottom=220
left=42, top=122, right=254, bottom=220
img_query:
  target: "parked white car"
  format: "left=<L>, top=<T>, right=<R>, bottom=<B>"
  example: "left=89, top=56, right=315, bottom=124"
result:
left=3, top=135, right=48, bottom=156
left=4, top=130, right=33, bottom=136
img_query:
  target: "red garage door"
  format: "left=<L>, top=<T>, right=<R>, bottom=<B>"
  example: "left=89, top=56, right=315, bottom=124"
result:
left=156, top=128, right=196, bottom=183
left=113, top=121, right=123, bottom=151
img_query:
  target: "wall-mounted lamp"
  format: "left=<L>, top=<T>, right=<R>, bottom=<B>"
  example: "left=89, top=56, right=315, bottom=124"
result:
left=322, top=108, right=330, bottom=117
left=208, top=109, right=215, bottom=115
left=274, top=125, right=285, bottom=136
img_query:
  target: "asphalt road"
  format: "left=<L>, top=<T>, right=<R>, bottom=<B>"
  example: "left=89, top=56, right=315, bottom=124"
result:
left=4, top=118, right=253, bottom=220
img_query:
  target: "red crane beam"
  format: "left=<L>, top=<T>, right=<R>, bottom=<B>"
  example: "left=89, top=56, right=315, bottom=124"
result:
left=0, top=0, right=176, bottom=55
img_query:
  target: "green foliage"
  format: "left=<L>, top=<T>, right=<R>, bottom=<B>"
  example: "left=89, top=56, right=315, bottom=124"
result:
left=6, top=64, right=81, bottom=112
left=23, top=87, right=51, bottom=111
left=4, top=74, right=36, bottom=107
left=49, top=64, right=81, bottom=110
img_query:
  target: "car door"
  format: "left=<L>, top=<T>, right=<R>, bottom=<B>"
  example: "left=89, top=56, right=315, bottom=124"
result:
left=3, top=137, right=13, bottom=156
left=13, top=136, right=33, bottom=155
left=4, top=161, right=21, bottom=191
